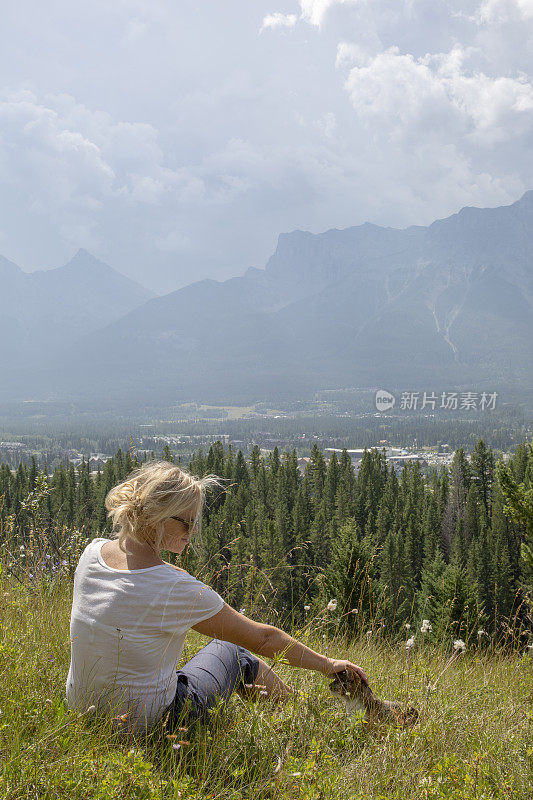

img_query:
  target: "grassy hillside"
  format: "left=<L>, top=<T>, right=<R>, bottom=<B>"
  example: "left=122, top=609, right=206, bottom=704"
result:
left=1, top=580, right=531, bottom=800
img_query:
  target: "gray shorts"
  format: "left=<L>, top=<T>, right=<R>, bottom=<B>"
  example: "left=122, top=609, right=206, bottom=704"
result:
left=164, top=639, right=260, bottom=727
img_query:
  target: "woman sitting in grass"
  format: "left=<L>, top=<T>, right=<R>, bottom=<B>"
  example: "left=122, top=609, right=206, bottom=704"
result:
left=66, top=460, right=368, bottom=735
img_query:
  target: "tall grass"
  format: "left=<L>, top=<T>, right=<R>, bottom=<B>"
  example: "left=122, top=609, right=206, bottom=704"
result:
left=1, top=573, right=532, bottom=800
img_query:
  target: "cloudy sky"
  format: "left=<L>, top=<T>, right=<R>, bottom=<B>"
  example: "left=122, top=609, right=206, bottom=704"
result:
left=1, top=0, right=532, bottom=293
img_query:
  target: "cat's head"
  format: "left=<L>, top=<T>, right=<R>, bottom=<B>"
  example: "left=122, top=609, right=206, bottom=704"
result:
left=328, top=669, right=366, bottom=698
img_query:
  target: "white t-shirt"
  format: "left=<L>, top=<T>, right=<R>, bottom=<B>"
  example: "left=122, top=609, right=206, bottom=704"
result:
left=66, top=537, right=224, bottom=733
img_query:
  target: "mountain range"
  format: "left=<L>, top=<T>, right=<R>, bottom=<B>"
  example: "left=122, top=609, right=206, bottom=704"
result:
left=1, top=192, right=532, bottom=405
left=0, top=248, right=154, bottom=378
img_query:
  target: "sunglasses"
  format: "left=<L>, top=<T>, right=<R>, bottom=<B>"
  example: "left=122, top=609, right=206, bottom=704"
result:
left=169, top=516, right=197, bottom=532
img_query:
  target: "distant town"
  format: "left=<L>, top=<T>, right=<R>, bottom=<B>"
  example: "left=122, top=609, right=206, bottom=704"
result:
left=0, top=435, right=492, bottom=477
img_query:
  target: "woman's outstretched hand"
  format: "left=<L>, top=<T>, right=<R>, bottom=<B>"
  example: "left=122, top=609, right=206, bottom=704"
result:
left=323, top=658, right=369, bottom=687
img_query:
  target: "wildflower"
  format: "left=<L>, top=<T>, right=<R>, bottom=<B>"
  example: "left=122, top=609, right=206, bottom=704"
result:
left=304, top=605, right=311, bottom=612
left=421, top=619, right=432, bottom=634
left=477, top=629, right=487, bottom=638
left=60, top=560, right=68, bottom=566
left=172, top=740, right=189, bottom=750
left=85, top=705, right=96, bottom=714
left=350, top=608, right=358, bottom=614
left=453, top=639, right=466, bottom=653
left=19, top=545, right=25, bottom=551
left=327, top=599, right=338, bottom=612
left=366, top=630, right=373, bottom=640
left=405, top=623, right=411, bottom=630
left=260, top=689, right=268, bottom=696
left=405, top=636, right=416, bottom=650
left=239, top=608, right=245, bottom=614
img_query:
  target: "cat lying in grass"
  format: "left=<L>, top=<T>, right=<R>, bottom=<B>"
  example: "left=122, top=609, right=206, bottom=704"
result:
left=329, top=670, right=419, bottom=728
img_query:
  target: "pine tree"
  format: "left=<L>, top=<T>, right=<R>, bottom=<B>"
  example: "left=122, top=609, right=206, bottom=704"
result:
left=417, top=552, right=485, bottom=643
left=422, top=491, right=441, bottom=564
left=470, top=439, right=495, bottom=518
left=496, top=443, right=533, bottom=595
left=163, top=444, right=174, bottom=463
left=464, top=483, right=482, bottom=551
left=442, top=448, right=471, bottom=558
left=308, top=444, right=326, bottom=508
left=325, top=521, right=374, bottom=628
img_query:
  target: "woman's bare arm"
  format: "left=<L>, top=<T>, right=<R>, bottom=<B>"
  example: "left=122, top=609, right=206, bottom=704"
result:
left=192, top=603, right=368, bottom=683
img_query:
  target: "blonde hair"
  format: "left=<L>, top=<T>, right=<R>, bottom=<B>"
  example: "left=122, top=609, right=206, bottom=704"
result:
left=105, top=460, right=223, bottom=553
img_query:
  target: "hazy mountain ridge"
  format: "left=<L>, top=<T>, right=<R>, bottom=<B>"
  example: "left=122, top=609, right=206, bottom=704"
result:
left=0, top=249, right=156, bottom=372
left=2, top=193, right=532, bottom=404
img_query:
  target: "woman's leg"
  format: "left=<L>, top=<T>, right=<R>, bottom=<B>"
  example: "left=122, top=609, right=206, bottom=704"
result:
left=166, top=640, right=292, bottom=726
left=236, top=655, right=293, bottom=704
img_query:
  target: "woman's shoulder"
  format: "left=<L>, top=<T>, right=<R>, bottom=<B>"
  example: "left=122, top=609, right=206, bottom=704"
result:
left=162, top=561, right=189, bottom=575
left=79, top=536, right=107, bottom=559
left=164, top=564, right=220, bottom=595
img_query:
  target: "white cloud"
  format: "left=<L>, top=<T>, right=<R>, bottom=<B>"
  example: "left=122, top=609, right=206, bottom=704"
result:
left=0, top=91, right=115, bottom=214
left=341, top=44, right=533, bottom=147
left=336, top=41, right=372, bottom=68
left=261, top=12, right=298, bottom=30
left=315, top=110, right=337, bottom=137
left=299, top=0, right=360, bottom=27
left=477, top=0, right=533, bottom=22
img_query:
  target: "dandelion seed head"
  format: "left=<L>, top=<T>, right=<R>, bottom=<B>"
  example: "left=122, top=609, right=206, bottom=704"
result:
left=327, top=599, right=338, bottom=612
left=453, top=639, right=466, bottom=653
left=405, top=636, right=416, bottom=650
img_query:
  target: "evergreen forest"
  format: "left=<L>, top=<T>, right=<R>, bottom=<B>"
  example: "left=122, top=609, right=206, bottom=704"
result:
left=1, top=439, right=532, bottom=646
